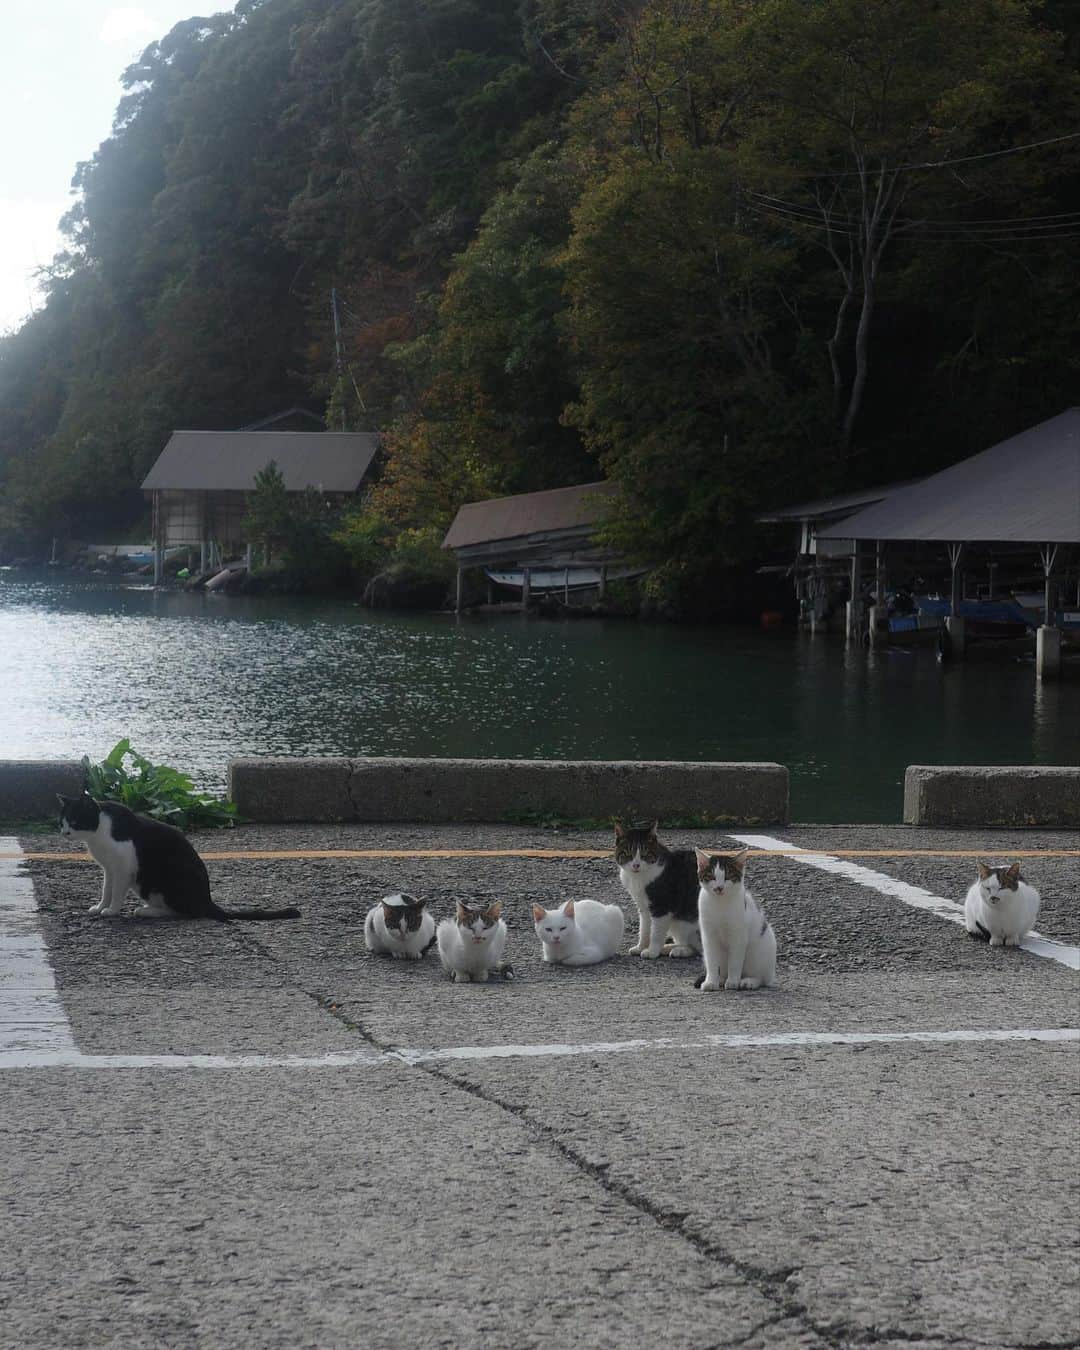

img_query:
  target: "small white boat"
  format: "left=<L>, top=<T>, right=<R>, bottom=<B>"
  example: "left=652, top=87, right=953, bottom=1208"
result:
left=484, top=565, right=647, bottom=594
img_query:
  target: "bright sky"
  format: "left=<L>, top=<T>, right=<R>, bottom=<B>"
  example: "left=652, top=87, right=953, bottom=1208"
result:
left=1, top=1, right=237, bottom=337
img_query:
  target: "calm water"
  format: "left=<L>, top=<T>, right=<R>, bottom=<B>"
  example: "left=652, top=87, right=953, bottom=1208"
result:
left=1, top=572, right=1076, bottom=821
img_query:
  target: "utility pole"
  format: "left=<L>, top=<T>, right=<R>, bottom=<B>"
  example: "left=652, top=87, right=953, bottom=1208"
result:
left=330, top=287, right=347, bottom=430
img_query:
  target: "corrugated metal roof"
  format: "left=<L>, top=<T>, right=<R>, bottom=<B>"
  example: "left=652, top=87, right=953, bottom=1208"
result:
left=757, top=480, right=917, bottom=523
left=442, top=482, right=616, bottom=551
left=141, top=431, right=378, bottom=492
left=818, top=409, right=1080, bottom=543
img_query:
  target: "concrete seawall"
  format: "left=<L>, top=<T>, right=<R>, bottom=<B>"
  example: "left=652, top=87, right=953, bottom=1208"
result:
left=904, top=765, right=1080, bottom=829
left=0, top=761, right=85, bottom=821
left=228, top=757, right=791, bottom=825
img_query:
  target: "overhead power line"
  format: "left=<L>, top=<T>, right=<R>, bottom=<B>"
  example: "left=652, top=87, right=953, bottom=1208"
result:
left=781, top=130, right=1080, bottom=180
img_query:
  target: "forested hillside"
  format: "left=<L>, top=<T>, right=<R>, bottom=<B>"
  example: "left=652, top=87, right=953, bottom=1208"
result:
left=1, top=0, right=1077, bottom=611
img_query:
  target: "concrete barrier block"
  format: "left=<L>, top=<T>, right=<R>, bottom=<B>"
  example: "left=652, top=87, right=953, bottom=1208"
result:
left=224, top=757, right=787, bottom=825
left=229, top=757, right=356, bottom=823
left=904, top=765, right=1080, bottom=828
left=0, top=761, right=86, bottom=822
left=346, top=758, right=787, bottom=824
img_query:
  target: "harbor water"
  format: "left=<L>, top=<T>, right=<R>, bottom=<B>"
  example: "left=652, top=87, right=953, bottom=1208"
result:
left=0, top=572, right=1075, bottom=822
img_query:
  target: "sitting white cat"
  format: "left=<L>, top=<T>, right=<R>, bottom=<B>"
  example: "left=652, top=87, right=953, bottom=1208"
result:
left=436, top=900, right=508, bottom=983
left=532, top=898, right=623, bottom=966
left=963, top=862, right=1040, bottom=947
left=364, top=893, right=434, bottom=960
left=694, top=848, right=777, bottom=992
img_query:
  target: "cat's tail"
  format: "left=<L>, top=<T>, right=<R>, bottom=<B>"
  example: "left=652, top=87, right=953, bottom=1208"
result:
left=216, top=905, right=302, bottom=921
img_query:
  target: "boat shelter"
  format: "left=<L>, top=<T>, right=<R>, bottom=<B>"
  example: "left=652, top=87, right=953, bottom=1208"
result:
left=142, top=430, right=378, bottom=577
left=442, top=481, right=634, bottom=609
left=757, top=480, right=919, bottom=633
left=816, top=408, right=1080, bottom=675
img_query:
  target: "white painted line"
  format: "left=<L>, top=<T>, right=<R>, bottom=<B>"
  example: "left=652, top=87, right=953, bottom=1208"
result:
left=1, top=1027, right=1076, bottom=1070
left=732, top=834, right=1080, bottom=971
left=0, top=839, right=78, bottom=1054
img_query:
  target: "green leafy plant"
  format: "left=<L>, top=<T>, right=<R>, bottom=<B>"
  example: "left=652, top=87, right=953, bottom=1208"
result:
left=82, top=740, right=238, bottom=830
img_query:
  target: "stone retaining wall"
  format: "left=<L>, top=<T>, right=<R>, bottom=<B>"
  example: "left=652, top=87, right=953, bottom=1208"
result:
left=903, top=765, right=1080, bottom=829
left=228, top=757, right=790, bottom=825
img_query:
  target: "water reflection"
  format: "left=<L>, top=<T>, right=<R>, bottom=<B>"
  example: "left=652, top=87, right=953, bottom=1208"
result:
left=0, top=572, right=1075, bottom=821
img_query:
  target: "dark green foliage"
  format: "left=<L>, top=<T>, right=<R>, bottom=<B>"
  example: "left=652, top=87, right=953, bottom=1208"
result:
left=83, top=740, right=239, bottom=830
left=0, top=0, right=1077, bottom=615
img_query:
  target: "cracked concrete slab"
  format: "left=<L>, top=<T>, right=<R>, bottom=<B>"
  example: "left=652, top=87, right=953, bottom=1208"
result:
left=5, top=821, right=1078, bottom=1347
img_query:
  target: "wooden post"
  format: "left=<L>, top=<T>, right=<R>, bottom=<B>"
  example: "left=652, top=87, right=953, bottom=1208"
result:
left=599, top=565, right=607, bottom=599
left=522, top=568, right=531, bottom=609
left=868, top=541, right=886, bottom=647
left=846, top=545, right=862, bottom=641
left=152, top=491, right=162, bottom=586
left=455, top=565, right=464, bottom=613
left=946, top=542, right=966, bottom=656
left=564, top=567, right=570, bottom=604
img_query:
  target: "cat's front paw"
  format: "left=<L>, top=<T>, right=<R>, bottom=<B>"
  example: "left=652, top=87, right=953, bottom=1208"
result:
left=738, top=978, right=761, bottom=990
left=723, top=978, right=742, bottom=990
left=989, top=936, right=1004, bottom=947
left=628, top=942, right=646, bottom=955
left=698, top=977, right=720, bottom=991
left=451, top=971, right=470, bottom=983
left=666, top=944, right=695, bottom=958
left=473, top=970, right=489, bottom=983
left=640, top=948, right=663, bottom=960
left=88, top=902, right=104, bottom=915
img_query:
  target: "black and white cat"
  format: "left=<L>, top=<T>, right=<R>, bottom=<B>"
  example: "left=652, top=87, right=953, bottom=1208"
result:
left=614, top=821, right=701, bottom=958
left=364, top=893, right=435, bottom=959
left=57, top=792, right=301, bottom=922
left=964, top=862, right=1040, bottom=947
left=436, top=900, right=508, bottom=983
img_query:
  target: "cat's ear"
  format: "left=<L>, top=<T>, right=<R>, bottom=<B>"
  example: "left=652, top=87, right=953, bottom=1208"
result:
left=613, top=821, right=626, bottom=838
left=1004, top=863, right=1021, bottom=882
left=732, top=849, right=749, bottom=872
left=976, top=861, right=992, bottom=880
left=646, top=820, right=659, bottom=835
left=563, top=900, right=576, bottom=919
left=695, top=848, right=711, bottom=867
left=486, top=900, right=503, bottom=920
left=532, top=904, right=546, bottom=922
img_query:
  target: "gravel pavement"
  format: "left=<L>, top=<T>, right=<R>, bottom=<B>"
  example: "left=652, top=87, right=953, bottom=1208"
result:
left=3, top=821, right=1077, bottom=1349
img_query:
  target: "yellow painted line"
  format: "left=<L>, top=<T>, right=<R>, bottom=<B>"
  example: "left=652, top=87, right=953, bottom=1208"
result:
left=7, top=848, right=1080, bottom=862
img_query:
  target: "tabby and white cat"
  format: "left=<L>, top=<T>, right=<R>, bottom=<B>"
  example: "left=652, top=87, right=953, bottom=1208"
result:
left=964, top=862, right=1040, bottom=947
left=532, top=898, right=623, bottom=966
left=693, top=848, right=777, bottom=992
left=436, top=900, right=508, bottom=982
left=615, top=822, right=701, bottom=958
left=364, top=893, right=435, bottom=959
left=57, top=792, right=301, bottom=921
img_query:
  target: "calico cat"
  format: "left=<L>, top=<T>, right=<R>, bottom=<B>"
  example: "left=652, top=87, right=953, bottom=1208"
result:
left=364, top=893, right=435, bottom=959
left=693, top=848, right=777, bottom=992
left=436, top=900, right=508, bottom=983
left=964, top=862, right=1040, bottom=947
left=57, top=792, right=301, bottom=921
left=532, top=898, right=623, bottom=966
left=614, top=821, right=701, bottom=958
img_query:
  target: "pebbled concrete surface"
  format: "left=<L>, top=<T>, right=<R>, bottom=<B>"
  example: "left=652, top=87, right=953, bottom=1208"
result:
left=4, top=821, right=1078, bottom=1348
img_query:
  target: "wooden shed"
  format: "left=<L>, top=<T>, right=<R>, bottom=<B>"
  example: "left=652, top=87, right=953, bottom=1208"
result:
left=442, top=481, right=643, bottom=609
left=141, top=429, right=378, bottom=577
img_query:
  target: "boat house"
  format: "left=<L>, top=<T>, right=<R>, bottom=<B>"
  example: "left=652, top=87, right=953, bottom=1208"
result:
left=815, top=407, right=1080, bottom=676
left=442, top=481, right=640, bottom=609
left=141, top=428, right=378, bottom=579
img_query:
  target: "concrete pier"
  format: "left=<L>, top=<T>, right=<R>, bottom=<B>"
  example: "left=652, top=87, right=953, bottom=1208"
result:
left=0, top=761, right=85, bottom=821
